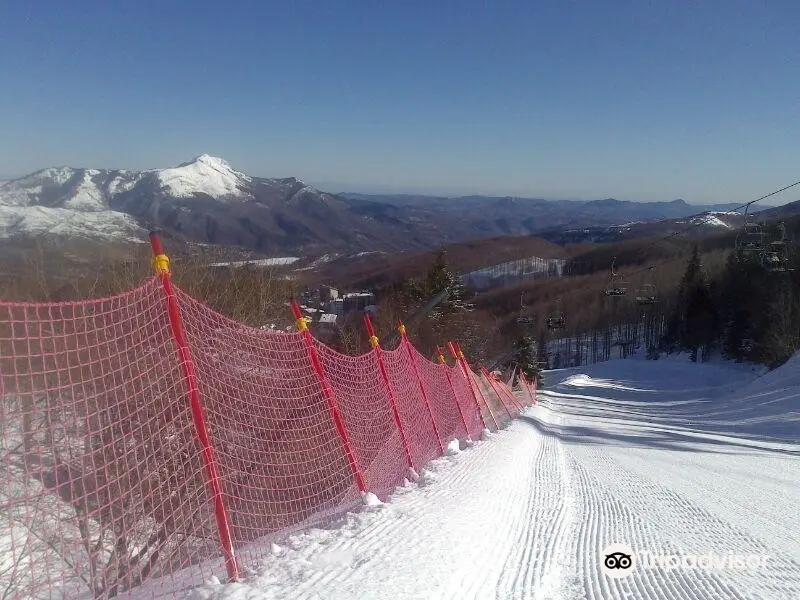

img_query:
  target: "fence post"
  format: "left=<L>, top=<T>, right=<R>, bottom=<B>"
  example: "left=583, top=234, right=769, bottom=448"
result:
left=495, top=369, right=524, bottom=412
left=480, top=366, right=515, bottom=419
left=148, top=232, right=239, bottom=582
left=397, top=322, right=445, bottom=454
left=436, top=345, right=472, bottom=440
left=455, top=343, right=504, bottom=428
left=364, top=314, right=415, bottom=472
left=520, top=373, right=537, bottom=406
left=488, top=369, right=524, bottom=412
left=291, top=301, right=366, bottom=494
left=448, top=341, right=496, bottom=431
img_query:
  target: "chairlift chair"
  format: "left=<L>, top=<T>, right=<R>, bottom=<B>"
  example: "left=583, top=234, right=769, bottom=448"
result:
left=635, top=284, right=658, bottom=305
left=517, top=291, right=535, bottom=325
left=735, top=206, right=765, bottom=260
left=603, top=257, right=627, bottom=297
left=761, top=222, right=792, bottom=272
left=546, top=299, right=566, bottom=330
left=635, top=266, right=658, bottom=305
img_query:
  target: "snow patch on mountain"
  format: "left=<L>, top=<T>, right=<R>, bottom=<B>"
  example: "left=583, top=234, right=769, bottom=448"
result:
left=691, top=213, right=732, bottom=229
left=107, top=173, right=142, bottom=196
left=39, top=167, right=74, bottom=186
left=0, top=205, right=146, bottom=242
left=62, top=171, right=107, bottom=211
left=157, top=155, right=250, bottom=199
left=0, top=184, right=35, bottom=207
left=210, top=257, right=301, bottom=267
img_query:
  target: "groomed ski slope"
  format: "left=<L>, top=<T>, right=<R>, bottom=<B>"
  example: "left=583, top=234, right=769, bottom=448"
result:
left=184, top=355, right=800, bottom=600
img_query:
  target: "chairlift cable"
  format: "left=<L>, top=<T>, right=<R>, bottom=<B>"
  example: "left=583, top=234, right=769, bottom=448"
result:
left=511, top=178, right=800, bottom=337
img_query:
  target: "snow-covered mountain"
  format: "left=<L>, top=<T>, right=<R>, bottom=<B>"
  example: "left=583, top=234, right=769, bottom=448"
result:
left=0, top=155, right=764, bottom=254
left=0, top=166, right=142, bottom=241
left=0, top=155, right=380, bottom=250
left=0, top=155, right=255, bottom=242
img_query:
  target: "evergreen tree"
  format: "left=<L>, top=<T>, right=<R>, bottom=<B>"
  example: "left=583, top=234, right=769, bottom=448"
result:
left=536, top=329, right=549, bottom=372
left=512, top=335, right=539, bottom=383
left=422, top=247, right=468, bottom=313
left=665, top=245, right=717, bottom=361
left=718, top=252, right=759, bottom=360
left=706, top=236, right=800, bottom=368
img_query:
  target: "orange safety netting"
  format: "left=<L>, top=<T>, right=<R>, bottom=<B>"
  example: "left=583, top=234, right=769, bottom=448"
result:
left=0, top=277, right=527, bottom=599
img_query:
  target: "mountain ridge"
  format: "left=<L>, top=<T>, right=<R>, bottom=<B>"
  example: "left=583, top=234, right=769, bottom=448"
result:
left=0, top=155, right=765, bottom=255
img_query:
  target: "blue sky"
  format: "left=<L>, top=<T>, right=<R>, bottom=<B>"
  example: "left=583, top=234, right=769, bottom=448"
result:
left=1, top=0, right=798, bottom=204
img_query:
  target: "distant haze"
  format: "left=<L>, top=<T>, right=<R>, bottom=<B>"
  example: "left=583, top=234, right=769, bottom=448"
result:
left=313, top=181, right=791, bottom=207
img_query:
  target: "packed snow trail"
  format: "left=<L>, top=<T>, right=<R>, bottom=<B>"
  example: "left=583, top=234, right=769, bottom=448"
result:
left=182, top=356, right=800, bottom=600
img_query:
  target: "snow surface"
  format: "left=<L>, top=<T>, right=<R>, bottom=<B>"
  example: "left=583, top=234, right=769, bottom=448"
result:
left=209, top=258, right=301, bottom=267
left=0, top=205, right=146, bottom=242
left=691, top=214, right=732, bottom=229
left=296, top=254, right=339, bottom=271
left=0, top=155, right=257, bottom=241
left=157, top=155, right=251, bottom=199
left=62, top=171, right=107, bottom=211
left=107, top=172, right=143, bottom=195
left=169, top=356, right=799, bottom=600
left=461, top=256, right=565, bottom=290
left=39, top=166, right=74, bottom=186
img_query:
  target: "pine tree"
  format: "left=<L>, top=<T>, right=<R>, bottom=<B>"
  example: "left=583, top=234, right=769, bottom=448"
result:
left=422, top=247, right=468, bottom=313
left=536, top=330, right=549, bottom=372
left=665, top=245, right=717, bottom=361
left=512, top=335, right=539, bottom=383
left=719, top=252, right=752, bottom=360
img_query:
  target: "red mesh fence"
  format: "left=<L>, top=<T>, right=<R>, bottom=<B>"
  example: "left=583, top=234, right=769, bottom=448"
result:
left=380, top=345, right=441, bottom=472
left=410, top=344, right=469, bottom=445
left=519, top=373, right=538, bottom=406
left=447, top=363, right=484, bottom=439
left=0, top=276, right=523, bottom=599
left=312, top=339, right=408, bottom=501
left=0, top=280, right=220, bottom=599
left=466, top=369, right=502, bottom=429
left=175, top=290, right=362, bottom=544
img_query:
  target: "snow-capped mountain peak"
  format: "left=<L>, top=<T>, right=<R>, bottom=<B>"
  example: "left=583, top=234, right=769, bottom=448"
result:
left=0, top=154, right=265, bottom=243
left=155, top=154, right=251, bottom=199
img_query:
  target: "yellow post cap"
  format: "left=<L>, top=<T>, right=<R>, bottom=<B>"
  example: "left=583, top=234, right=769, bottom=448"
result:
left=153, top=253, right=170, bottom=276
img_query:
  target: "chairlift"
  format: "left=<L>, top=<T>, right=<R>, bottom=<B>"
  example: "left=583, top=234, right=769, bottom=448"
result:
left=546, top=299, right=566, bottom=330
left=635, top=284, right=658, bottom=305
left=761, top=221, right=793, bottom=272
left=603, top=257, right=627, bottom=296
left=735, top=205, right=765, bottom=260
left=635, top=266, right=658, bottom=305
left=516, top=290, right=534, bottom=325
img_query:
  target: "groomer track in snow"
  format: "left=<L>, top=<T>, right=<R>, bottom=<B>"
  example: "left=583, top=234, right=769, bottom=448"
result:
left=187, top=355, right=800, bottom=600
